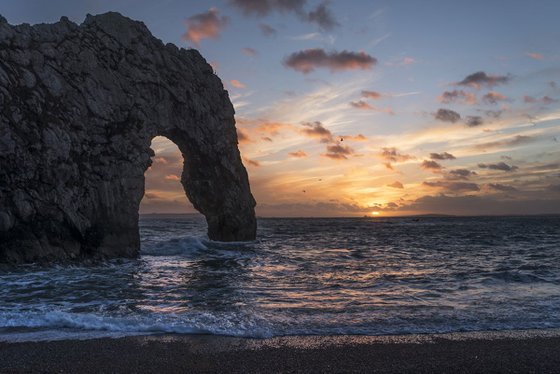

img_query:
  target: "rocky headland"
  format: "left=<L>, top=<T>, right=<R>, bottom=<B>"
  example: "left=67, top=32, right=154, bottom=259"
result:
left=0, top=12, right=256, bottom=263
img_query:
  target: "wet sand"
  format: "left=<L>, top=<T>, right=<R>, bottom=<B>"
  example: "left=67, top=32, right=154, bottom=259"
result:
left=1, top=329, right=560, bottom=373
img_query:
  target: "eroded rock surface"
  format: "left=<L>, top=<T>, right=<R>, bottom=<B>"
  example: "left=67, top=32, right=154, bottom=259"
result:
left=0, top=12, right=256, bottom=263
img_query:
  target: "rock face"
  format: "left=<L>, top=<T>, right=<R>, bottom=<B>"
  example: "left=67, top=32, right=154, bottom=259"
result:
left=0, top=13, right=257, bottom=263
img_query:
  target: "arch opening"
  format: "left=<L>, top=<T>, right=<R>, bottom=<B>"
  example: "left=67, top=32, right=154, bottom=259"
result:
left=140, top=136, right=197, bottom=215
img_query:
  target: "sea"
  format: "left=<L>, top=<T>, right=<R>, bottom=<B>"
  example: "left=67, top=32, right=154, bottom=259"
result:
left=0, top=215, right=559, bottom=342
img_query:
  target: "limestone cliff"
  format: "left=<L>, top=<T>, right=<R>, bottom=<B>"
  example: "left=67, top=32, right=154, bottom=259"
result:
left=0, top=12, right=257, bottom=263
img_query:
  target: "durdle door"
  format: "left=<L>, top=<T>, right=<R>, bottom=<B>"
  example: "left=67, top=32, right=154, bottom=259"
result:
left=0, top=12, right=257, bottom=263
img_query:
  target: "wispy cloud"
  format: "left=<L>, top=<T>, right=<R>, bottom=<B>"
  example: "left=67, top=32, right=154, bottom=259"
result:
left=182, top=8, right=228, bottom=45
left=230, top=79, right=246, bottom=89
left=526, top=52, right=544, bottom=60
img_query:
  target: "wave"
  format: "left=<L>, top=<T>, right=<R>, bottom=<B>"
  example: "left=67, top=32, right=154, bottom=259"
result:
left=141, top=236, right=209, bottom=256
left=0, top=310, right=275, bottom=342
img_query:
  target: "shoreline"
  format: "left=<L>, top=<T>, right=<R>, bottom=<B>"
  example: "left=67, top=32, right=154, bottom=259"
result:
left=2, top=329, right=560, bottom=373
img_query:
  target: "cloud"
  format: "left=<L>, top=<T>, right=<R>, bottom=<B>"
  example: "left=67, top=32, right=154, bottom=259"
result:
left=524, top=95, right=558, bottom=104
left=485, top=110, right=503, bottom=119
left=465, top=115, right=484, bottom=127
left=229, top=0, right=338, bottom=30
left=349, top=100, right=372, bottom=110
left=242, top=47, right=257, bottom=56
left=230, top=79, right=246, bottom=89
left=361, top=90, right=383, bottom=100
left=486, top=183, right=517, bottom=192
left=284, top=49, right=377, bottom=73
left=527, top=52, right=544, bottom=60
left=259, top=23, right=277, bottom=36
left=236, top=128, right=252, bottom=143
left=380, top=147, right=415, bottom=163
left=446, top=169, right=477, bottom=180
left=256, top=121, right=292, bottom=136
left=153, top=157, right=169, bottom=165
left=473, top=135, right=534, bottom=151
left=401, top=57, right=416, bottom=65
left=144, top=192, right=162, bottom=199
left=438, top=90, right=477, bottom=105
left=482, top=91, right=508, bottom=104
left=244, top=157, right=261, bottom=167
left=456, top=71, right=510, bottom=89
left=422, top=181, right=480, bottom=192
left=350, top=100, right=394, bottom=114
left=289, top=150, right=308, bottom=158
left=164, top=174, right=180, bottom=181
left=342, top=134, right=368, bottom=141
left=307, top=1, right=339, bottom=30
left=324, top=144, right=354, bottom=160
left=229, top=0, right=305, bottom=16
left=399, top=194, right=560, bottom=215
left=301, top=121, right=333, bottom=143
left=434, top=108, right=461, bottom=123
left=388, top=181, right=404, bottom=189
left=430, top=152, right=456, bottom=160
left=182, top=8, right=228, bottom=45
left=478, top=162, right=518, bottom=172
left=421, top=160, right=443, bottom=172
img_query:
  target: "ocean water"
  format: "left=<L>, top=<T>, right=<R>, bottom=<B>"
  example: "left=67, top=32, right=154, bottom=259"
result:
left=0, top=215, right=559, bottom=342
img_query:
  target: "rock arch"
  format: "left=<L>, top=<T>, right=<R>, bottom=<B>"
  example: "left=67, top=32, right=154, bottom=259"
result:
left=0, top=13, right=256, bottom=263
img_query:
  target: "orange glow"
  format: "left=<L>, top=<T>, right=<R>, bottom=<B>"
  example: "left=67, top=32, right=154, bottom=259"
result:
left=371, top=211, right=380, bottom=216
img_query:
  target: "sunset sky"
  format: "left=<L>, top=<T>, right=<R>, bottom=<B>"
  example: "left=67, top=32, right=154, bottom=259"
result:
left=4, top=0, right=560, bottom=216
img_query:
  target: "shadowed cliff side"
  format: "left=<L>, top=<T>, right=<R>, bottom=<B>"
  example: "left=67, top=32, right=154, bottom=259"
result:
left=0, top=12, right=257, bottom=263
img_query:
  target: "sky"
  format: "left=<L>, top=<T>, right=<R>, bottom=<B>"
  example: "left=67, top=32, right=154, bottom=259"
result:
left=3, top=0, right=560, bottom=216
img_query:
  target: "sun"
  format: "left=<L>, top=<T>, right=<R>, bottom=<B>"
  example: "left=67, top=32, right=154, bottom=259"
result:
left=371, top=211, right=380, bottom=216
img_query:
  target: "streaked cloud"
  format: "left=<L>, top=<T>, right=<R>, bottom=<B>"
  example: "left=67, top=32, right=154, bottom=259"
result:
left=229, top=0, right=338, bottom=30
left=242, top=47, right=257, bottom=56
left=430, top=152, right=456, bottom=160
left=446, top=169, right=477, bottom=180
left=524, top=95, right=558, bottom=104
left=456, top=71, right=510, bottom=89
left=284, top=49, right=377, bottom=73
left=423, top=180, right=480, bottom=192
left=388, top=181, right=404, bottom=189
left=361, top=90, right=382, bottom=100
left=164, top=174, right=180, bottom=181
left=478, top=162, right=518, bottom=172
left=349, top=100, right=394, bottom=114
left=244, top=157, right=261, bottom=167
left=486, top=183, right=517, bottom=192
left=289, top=150, right=308, bottom=158
left=229, top=0, right=305, bottom=16
left=473, top=135, right=535, bottom=151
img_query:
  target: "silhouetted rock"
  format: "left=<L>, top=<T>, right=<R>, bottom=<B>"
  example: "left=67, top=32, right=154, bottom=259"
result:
left=0, top=12, right=256, bottom=263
